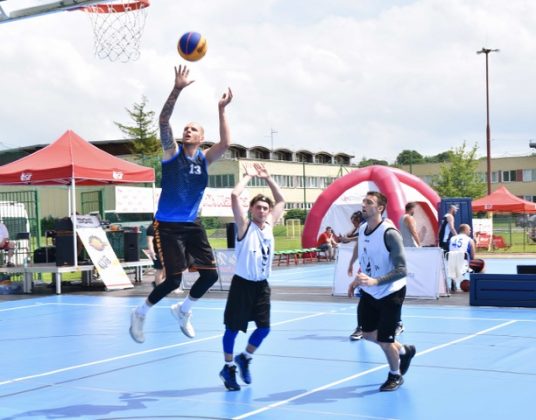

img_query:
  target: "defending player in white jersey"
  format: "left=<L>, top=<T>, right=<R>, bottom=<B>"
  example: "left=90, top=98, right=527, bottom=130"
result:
left=219, top=163, right=285, bottom=391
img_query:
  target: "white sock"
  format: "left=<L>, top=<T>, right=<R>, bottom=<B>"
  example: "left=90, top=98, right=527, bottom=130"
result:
left=135, top=300, right=151, bottom=317
left=390, top=369, right=401, bottom=376
left=180, top=296, right=195, bottom=313
left=399, top=346, right=406, bottom=356
left=226, top=361, right=235, bottom=367
left=243, top=350, right=254, bottom=359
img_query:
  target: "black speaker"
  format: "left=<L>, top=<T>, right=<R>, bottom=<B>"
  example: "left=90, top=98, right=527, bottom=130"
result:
left=226, top=223, right=236, bottom=248
left=124, top=232, right=140, bottom=262
left=55, top=217, right=73, bottom=231
left=34, top=246, right=56, bottom=263
left=56, top=233, right=75, bottom=266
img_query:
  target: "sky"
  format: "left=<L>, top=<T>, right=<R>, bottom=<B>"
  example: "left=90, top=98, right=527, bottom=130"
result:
left=1, top=0, right=535, bottom=163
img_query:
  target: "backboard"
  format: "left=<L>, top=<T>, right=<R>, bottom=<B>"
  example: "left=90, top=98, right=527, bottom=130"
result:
left=0, top=0, right=106, bottom=23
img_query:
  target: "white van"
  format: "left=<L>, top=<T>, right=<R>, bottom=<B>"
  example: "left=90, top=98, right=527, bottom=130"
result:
left=0, top=201, right=31, bottom=265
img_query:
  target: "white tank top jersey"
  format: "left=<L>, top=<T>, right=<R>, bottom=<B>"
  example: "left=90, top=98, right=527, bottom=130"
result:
left=358, top=221, right=406, bottom=299
left=234, top=221, right=274, bottom=281
left=449, top=233, right=471, bottom=254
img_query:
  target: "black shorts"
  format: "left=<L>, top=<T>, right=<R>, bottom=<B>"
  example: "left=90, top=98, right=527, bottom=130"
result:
left=358, top=286, right=406, bottom=343
left=154, top=220, right=216, bottom=277
left=224, top=275, right=271, bottom=333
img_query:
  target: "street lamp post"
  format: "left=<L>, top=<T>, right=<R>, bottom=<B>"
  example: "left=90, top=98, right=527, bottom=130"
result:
left=476, top=47, right=499, bottom=195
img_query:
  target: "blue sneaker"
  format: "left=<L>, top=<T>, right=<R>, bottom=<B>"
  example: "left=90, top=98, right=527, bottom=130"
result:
left=219, top=365, right=240, bottom=391
left=234, top=353, right=252, bottom=384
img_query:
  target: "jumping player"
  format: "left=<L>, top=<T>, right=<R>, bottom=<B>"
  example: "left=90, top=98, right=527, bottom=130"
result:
left=129, top=65, right=233, bottom=343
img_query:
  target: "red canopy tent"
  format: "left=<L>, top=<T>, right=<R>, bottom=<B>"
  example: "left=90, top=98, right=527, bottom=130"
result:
left=472, top=186, right=536, bottom=213
left=0, top=130, right=156, bottom=265
left=0, top=130, right=154, bottom=185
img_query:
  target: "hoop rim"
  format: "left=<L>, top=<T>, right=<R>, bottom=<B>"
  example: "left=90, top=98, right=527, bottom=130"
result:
left=81, top=0, right=150, bottom=13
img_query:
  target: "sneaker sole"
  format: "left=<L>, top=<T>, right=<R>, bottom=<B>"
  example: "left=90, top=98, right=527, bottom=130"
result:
left=380, top=376, right=404, bottom=392
left=349, top=335, right=363, bottom=341
left=234, top=355, right=252, bottom=384
left=219, top=374, right=240, bottom=391
left=129, top=327, right=144, bottom=343
left=170, top=307, right=195, bottom=338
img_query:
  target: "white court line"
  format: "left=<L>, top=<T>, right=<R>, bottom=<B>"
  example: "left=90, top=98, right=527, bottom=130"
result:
left=232, top=319, right=517, bottom=420
left=0, top=311, right=326, bottom=387
left=0, top=303, right=49, bottom=312
left=8, top=302, right=535, bottom=322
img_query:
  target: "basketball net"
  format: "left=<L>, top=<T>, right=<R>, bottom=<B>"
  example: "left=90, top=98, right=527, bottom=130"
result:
left=81, top=0, right=150, bottom=63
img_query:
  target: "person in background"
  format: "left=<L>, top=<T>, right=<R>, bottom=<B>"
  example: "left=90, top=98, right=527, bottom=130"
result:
left=399, top=202, right=421, bottom=247
left=448, top=224, right=485, bottom=291
left=0, top=221, right=15, bottom=267
left=145, top=223, right=165, bottom=288
left=338, top=211, right=363, bottom=244
left=219, top=163, right=285, bottom=391
left=438, top=204, right=458, bottom=252
left=316, top=226, right=339, bottom=260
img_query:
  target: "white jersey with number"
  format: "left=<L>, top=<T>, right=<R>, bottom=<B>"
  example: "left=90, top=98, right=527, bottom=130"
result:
left=358, top=221, right=406, bottom=299
left=234, top=221, right=274, bottom=281
left=449, top=233, right=471, bottom=254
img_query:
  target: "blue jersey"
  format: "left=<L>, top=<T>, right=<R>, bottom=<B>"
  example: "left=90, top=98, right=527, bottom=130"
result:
left=155, top=146, right=208, bottom=222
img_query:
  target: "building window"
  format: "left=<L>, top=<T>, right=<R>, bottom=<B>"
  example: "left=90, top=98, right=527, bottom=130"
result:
left=208, top=174, right=235, bottom=188
left=502, top=170, right=516, bottom=182
left=523, top=169, right=536, bottom=182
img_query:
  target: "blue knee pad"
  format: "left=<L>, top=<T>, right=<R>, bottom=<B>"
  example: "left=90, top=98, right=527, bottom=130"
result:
left=223, top=329, right=239, bottom=355
left=248, top=327, right=270, bottom=348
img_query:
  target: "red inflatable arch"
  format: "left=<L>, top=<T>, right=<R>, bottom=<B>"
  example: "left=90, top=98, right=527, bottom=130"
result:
left=302, top=165, right=441, bottom=248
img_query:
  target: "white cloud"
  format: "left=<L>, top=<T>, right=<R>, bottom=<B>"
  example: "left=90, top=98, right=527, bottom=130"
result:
left=0, top=0, right=535, bottom=160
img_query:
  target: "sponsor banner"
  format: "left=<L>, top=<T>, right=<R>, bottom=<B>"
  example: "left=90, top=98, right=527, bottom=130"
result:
left=77, top=226, right=133, bottom=290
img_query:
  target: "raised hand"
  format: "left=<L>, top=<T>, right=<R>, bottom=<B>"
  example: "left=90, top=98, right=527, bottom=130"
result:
left=174, top=65, right=195, bottom=90
left=219, top=87, right=233, bottom=109
left=242, top=163, right=257, bottom=177
left=253, top=162, right=269, bottom=178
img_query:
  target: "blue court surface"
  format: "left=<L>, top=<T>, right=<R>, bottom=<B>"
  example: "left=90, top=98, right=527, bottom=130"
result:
left=0, top=290, right=535, bottom=419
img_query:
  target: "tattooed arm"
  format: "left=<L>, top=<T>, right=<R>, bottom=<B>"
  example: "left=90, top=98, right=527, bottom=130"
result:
left=159, top=65, right=194, bottom=160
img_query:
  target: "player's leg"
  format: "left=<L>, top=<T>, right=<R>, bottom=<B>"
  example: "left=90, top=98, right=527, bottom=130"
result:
left=172, top=222, right=218, bottom=338
left=220, top=275, right=250, bottom=391
left=235, top=280, right=271, bottom=385
left=129, top=222, right=186, bottom=343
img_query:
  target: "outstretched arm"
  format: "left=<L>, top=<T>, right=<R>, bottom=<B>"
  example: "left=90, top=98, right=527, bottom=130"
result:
left=159, top=65, right=195, bottom=160
left=254, top=163, right=285, bottom=225
left=205, top=88, right=234, bottom=165
left=231, top=164, right=256, bottom=238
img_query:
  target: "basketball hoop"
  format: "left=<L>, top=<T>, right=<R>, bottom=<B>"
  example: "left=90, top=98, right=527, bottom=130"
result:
left=81, top=0, right=150, bottom=62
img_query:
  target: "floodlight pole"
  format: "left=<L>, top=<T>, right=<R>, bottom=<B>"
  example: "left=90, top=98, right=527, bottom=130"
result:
left=477, top=47, right=499, bottom=195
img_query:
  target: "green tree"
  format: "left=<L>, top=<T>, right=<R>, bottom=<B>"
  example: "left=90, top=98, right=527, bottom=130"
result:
left=395, top=150, right=424, bottom=166
left=431, top=142, right=486, bottom=199
left=285, top=209, right=307, bottom=224
left=358, top=157, right=389, bottom=168
left=425, top=151, right=452, bottom=163
left=115, top=96, right=160, bottom=157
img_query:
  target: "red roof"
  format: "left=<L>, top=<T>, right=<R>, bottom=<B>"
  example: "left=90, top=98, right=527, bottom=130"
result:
left=472, top=186, right=536, bottom=213
left=0, top=130, right=155, bottom=186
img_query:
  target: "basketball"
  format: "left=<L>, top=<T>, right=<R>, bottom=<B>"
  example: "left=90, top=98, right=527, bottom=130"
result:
left=178, top=32, right=207, bottom=62
left=460, top=279, right=470, bottom=292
